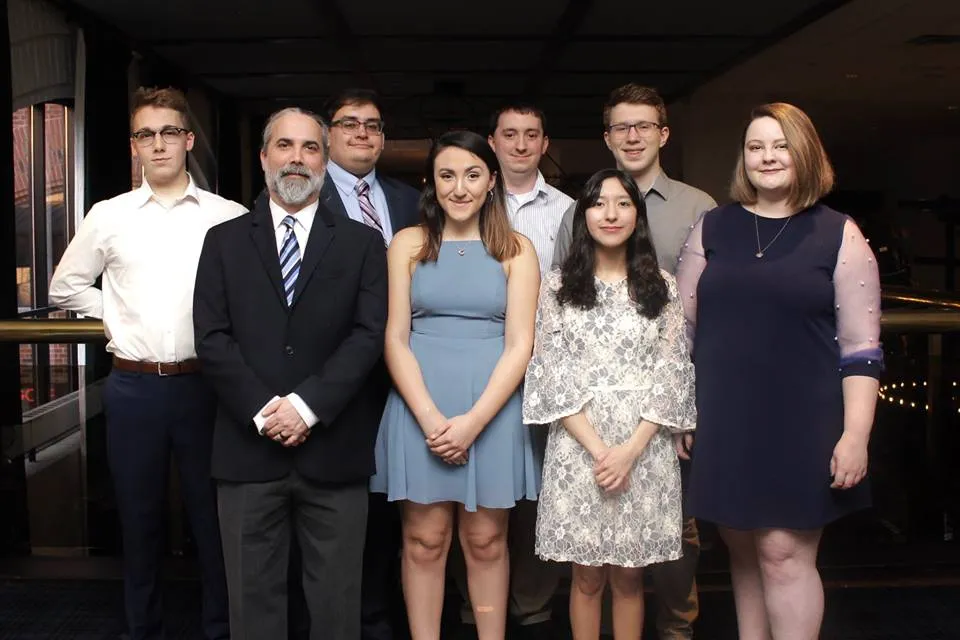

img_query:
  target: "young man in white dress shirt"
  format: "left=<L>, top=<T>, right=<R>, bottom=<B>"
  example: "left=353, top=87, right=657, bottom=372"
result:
left=49, top=87, right=246, bottom=640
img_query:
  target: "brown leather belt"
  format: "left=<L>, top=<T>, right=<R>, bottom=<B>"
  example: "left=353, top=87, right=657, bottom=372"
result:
left=112, top=356, right=201, bottom=376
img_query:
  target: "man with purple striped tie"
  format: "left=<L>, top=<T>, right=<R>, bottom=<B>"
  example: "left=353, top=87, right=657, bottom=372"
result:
left=193, top=107, right=388, bottom=640
left=318, top=88, right=420, bottom=640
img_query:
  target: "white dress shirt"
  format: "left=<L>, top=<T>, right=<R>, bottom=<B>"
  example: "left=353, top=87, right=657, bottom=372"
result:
left=49, top=174, right=247, bottom=361
left=326, top=160, right=394, bottom=242
left=506, top=171, right=573, bottom=274
left=251, top=198, right=322, bottom=434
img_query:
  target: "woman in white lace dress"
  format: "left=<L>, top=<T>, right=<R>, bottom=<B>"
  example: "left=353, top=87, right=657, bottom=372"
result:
left=522, top=169, right=697, bottom=639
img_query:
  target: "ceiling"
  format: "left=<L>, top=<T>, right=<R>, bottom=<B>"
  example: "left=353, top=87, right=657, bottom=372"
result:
left=685, top=0, right=960, bottom=138
left=60, top=0, right=855, bottom=138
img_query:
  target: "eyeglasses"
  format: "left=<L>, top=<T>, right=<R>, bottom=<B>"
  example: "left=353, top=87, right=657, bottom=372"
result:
left=607, top=121, right=662, bottom=138
left=331, top=118, right=385, bottom=136
left=131, top=127, right=190, bottom=146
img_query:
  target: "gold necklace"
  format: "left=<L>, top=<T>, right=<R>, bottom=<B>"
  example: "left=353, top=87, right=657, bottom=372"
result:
left=752, top=210, right=793, bottom=258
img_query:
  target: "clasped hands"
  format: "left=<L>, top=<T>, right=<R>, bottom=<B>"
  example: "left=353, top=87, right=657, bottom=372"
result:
left=261, top=398, right=310, bottom=447
left=422, top=412, right=480, bottom=465
left=592, top=431, right=694, bottom=495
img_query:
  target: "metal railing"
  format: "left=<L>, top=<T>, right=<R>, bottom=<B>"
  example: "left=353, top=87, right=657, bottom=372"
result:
left=0, top=287, right=958, bottom=344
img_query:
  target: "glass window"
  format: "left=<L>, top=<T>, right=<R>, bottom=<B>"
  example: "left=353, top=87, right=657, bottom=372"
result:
left=44, top=104, right=76, bottom=404
left=13, top=107, right=33, bottom=312
left=13, top=103, right=78, bottom=411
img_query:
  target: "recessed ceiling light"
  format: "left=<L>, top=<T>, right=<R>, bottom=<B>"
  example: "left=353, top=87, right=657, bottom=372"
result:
left=948, top=105, right=959, bottom=111
left=845, top=73, right=859, bottom=79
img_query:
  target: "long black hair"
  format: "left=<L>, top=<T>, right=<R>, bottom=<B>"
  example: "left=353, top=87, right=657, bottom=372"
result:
left=415, top=130, right=520, bottom=263
left=556, top=168, right=668, bottom=319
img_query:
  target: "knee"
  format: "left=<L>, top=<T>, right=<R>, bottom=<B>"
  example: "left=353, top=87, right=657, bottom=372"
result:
left=572, top=565, right=607, bottom=598
left=460, top=526, right=507, bottom=565
left=403, top=526, right=451, bottom=565
left=608, top=567, right=643, bottom=598
left=757, top=537, right=814, bottom=586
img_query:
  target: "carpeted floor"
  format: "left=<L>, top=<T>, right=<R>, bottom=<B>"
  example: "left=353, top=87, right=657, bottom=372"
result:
left=1, top=579, right=959, bottom=639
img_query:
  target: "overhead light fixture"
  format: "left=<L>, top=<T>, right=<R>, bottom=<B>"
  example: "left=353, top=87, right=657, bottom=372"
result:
left=845, top=73, right=859, bottom=79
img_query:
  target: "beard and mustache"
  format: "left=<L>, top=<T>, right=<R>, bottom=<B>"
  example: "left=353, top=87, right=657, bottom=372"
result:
left=266, top=163, right=325, bottom=206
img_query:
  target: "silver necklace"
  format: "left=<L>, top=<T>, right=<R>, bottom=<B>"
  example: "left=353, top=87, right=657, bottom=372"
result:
left=752, top=210, right=792, bottom=258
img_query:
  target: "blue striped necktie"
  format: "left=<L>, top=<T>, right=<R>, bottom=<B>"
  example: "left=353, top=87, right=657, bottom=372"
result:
left=279, top=215, right=301, bottom=306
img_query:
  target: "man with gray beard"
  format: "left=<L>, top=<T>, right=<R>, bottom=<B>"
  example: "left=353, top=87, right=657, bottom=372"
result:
left=193, top=107, right=389, bottom=640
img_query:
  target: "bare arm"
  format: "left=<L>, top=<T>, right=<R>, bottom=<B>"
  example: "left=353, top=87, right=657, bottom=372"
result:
left=560, top=412, right=608, bottom=460
left=383, top=228, right=446, bottom=436
left=468, top=235, right=540, bottom=427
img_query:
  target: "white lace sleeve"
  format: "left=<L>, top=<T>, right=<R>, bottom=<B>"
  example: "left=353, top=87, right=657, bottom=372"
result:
left=835, top=218, right=883, bottom=378
left=676, top=215, right=706, bottom=350
left=639, top=275, right=697, bottom=433
left=522, top=271, right=593, bottom=425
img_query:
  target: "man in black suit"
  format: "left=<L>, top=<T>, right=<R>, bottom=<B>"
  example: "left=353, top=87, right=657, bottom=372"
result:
left=319, top=88, right=419, bottom=640
left=193, top=106, right=387, bottom=640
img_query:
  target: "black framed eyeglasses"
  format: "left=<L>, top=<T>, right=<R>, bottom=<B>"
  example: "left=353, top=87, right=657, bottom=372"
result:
left=131, top=127, right=191, bottom=146
left=330, top=118, right=385, bottom=136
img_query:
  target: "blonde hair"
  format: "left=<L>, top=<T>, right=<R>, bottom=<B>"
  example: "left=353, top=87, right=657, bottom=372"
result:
left=730, top=102, right=834, bottom=209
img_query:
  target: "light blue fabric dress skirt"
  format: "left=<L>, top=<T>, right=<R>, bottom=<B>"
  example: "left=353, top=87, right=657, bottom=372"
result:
left=370, top=241, right=539, bottom=511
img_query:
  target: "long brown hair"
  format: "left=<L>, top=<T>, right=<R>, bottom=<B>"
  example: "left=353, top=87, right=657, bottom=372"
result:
left=729, top=102, right=835, bottom=209
left=415, top=130, right=521, bottom=263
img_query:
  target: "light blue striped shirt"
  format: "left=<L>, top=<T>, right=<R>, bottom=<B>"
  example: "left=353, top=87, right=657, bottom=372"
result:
left=506, top=171, right=574, bottom=274
left=325, top=160, right=395, bottom=242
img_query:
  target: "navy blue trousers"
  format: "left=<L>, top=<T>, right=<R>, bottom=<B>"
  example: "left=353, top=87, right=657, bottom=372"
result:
left=103, top=369, right=228, bottom=640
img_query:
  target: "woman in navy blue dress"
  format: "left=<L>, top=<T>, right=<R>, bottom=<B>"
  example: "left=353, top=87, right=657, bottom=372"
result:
left=677, top=103, right=882, bottom=640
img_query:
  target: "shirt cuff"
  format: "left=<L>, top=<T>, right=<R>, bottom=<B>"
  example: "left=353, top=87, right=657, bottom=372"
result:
left=253, top=395, right=281, bottom=434
left=287, top=393, right=320, bottom=429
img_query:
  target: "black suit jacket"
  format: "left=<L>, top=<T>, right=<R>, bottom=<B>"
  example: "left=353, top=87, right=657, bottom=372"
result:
left=193, top=198, right=388, bottom=484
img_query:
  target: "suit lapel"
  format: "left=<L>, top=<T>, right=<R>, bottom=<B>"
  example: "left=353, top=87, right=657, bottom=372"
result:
left=249, top=202, right=287, bottom=309
left=379, top=176, right=404, bottom=232
left=291, top=203, right=336, bottom=307
left=320, top=178, right=349, bottom=219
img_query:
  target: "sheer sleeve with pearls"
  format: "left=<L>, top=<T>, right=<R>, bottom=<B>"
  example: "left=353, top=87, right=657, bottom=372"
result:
left=834, top=217, right=883, bottom=378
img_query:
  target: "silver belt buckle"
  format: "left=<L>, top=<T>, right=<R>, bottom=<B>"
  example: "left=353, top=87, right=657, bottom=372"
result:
left=157, top=362, right=169, bottom=377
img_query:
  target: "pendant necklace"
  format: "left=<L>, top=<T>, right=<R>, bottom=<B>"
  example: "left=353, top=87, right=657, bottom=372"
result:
left=752, top=209, right=792, bottom=258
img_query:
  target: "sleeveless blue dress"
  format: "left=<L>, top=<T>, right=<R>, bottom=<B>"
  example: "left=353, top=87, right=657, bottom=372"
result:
left=370, top=241, right=540, bottom=511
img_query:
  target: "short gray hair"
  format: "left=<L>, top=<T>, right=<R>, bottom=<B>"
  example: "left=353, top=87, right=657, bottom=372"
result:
left=261, top=107, right=329, bottom=157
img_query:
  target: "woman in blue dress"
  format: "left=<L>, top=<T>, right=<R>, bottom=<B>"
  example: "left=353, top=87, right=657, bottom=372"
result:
left=677, top=103, right=882, bottom=640
left=370, top=130, right=541, bottom=639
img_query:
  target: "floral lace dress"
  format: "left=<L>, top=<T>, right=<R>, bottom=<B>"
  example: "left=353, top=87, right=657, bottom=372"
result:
left=522, top=270, right=696, bottom=567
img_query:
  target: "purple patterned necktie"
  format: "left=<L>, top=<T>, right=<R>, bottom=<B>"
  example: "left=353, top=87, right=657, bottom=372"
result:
left=355, top=179, right=384, bottom=238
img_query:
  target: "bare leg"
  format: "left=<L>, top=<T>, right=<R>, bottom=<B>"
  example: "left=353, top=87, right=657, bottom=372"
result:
left=570, top=564, right=606, bottom=640
left=458, top=506, right=510, bottom=640
left=756, top=528, right=823, bottom=640
left=608, top=566, right=643, bottom=640
left=401, top=502, right=454, bottom=640
left=718, top=527, right=771, bottom=640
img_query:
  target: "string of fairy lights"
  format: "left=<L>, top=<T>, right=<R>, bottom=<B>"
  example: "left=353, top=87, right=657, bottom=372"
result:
left=877, top=380, right=960, bottom=414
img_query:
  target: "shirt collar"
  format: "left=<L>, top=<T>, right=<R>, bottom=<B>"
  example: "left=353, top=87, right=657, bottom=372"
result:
left=133, top=172, right=200, bottom=209
left=507, top=171, right=548, bottom=199
left=326, top=160, right=377, bottom=197
left=269, top=198, right=319, bottom=232
left=645, top=171, right=672, bottom=201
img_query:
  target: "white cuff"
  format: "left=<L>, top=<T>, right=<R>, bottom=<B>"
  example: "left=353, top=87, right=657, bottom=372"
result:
left=253, top=396, right=281, bottom=434
left=287, top=393, right=320, bottom=429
